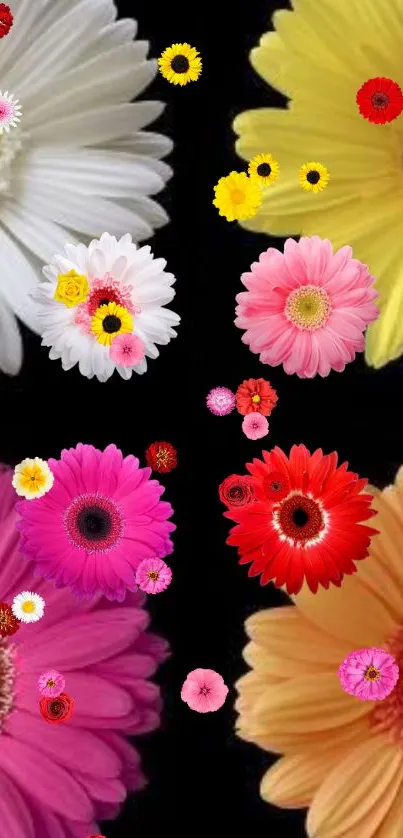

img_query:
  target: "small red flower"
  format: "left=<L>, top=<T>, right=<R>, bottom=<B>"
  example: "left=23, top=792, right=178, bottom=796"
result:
left=145, top=441, right=177, bottom=473
left=356, top=77, right=403, bottom=124
left=0, top=4, right=13, bottom=38
left=39, top=692, right=75, bottom=724
left=236, top=378, right=278, bottom=416
left=257, top=469, right=290, bottom=502
left=219, top=475, right=256, bottom=508
left=0, top=601, right=20, bottom=637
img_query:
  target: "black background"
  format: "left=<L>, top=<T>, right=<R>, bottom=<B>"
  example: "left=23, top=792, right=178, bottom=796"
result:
left=1, top=0, right=403, bottom=834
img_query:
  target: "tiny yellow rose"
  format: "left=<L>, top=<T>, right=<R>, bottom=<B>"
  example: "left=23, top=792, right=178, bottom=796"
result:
left=54, top=270, right=89, bottom=308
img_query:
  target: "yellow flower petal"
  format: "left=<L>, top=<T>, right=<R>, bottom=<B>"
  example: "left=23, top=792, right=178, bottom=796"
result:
left=375, top=783, right=403, bottom=838
left=307, top=736, right=403, bottom=838
left=260, top=750, right=349, bottom=809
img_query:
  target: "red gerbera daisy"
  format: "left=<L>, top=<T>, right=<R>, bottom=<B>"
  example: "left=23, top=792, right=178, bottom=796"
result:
left=236, top=378, right=278, bottom=416
left=224, top=444, right=378, bottom=595
left=145, top=441, right=177, bottom=474
left=0, top=602, right=20, bottom=637
left=0, top=4, right=13, bottom=38
left=356, top=77, right=403, bottom=124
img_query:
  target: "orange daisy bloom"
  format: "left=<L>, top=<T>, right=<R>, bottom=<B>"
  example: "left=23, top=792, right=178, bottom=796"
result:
left=235, top=378, right=278, bottom=416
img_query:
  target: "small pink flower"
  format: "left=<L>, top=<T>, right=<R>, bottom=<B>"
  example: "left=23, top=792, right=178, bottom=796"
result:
left=181, top=668, right=229, bottom=713
left=338, top=647, right=399, bottom=701
left=110, top=333, right=145, bottom=367
left=242, top=413, right=269, bottom=440
left=38, top=670, right=66, bottom=698
left=135, top=557, right=172, bottom=594
left=206, top=386, right=236, bottom=416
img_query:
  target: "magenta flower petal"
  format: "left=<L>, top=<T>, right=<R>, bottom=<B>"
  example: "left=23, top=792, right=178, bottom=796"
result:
left=338, top=647, right=399, bottom=701
left=181, top=668, right=229, bottom=713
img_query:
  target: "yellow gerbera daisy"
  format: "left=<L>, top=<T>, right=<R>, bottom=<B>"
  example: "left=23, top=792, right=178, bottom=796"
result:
left=158, top=43, right=202, bottom=86
left=91, top=301, right=133, bottom=347
left=299, top=161, right=329, bottom=193
left=12, top=458, right=54, bottom=499
left=236, top=466, right=403, bottom=838
left=233, top=0, right=403, bottom=368
left=248, top=153, right=280, bottom=186
left=213, top=171, right=262, bottom=222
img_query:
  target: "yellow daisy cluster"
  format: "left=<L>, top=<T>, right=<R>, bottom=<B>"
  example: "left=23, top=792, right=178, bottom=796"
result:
left=213, top=154, right=280, bottom=222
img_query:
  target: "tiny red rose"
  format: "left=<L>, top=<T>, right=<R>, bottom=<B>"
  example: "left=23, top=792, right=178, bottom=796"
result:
left=40, top=692, right=75, bottom=724
left=0, top=4, right=13, bottom=38
left=219, top=474, right=256, bottom=508
left=356, top=77, right=403, bottom=124
left=145, top=441, right=177, bottom=473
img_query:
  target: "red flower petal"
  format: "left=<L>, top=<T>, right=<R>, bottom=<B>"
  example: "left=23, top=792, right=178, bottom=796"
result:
left=0, top=4, right=13, bottom=38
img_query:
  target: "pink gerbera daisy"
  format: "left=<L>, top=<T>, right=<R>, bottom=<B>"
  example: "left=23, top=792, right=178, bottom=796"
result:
left=0, top=462, right=168, bottom=836
left=235, top=236, right=379, bottom=378
left=136, top=558, right=172, bottom=594
left=38, top=670, right=65, bottom=698
left=338, top=647, right=399, bottom=701
left=16, top=443, right=175, bottom=602
left=242, top=413, right=269, bottom=440
left=110, top=333, right=145, bottom=367
left=181, top=668, right=229, bottom=713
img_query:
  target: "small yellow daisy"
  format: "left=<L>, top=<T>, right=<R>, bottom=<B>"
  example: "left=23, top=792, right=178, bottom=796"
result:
left=158, top=43, right=202, bottom=86
left=213, top=171, right=262, bottom=222
left=12, top=458, right=54, bottom=500
left=248, top=153, right=280, bottom=186
left=91, top=301, right=133, bottom=347
left=299, top=161, right=330, bottom=193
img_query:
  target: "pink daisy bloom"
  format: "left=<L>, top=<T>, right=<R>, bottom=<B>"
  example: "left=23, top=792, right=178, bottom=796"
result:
left=235, top=236, right=379, bottom=378
left=0, top=462, right=168, bottom=836
left=110, top=333, right=145, bottom=367
left=181, top=668, right=229, bottom=713
left=338, top=647, right=399, bottom=701
left=16, top=443, right=175, bottom=602
left=206, top=386, right=236, bottom=416
left=242, top=413, right=269, bottom=440
left=38, top=670, right=65, bottom=698
left=136, top=558, right=172, bottom=594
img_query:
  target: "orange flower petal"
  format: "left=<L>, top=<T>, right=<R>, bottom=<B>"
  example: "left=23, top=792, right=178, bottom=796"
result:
left=260, top=749, right=349, bottom=809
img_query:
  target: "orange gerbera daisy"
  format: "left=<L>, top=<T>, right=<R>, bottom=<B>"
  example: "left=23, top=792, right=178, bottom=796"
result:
left=235, top=378, right=278, bottom=416
left=236, top=465, right=403, bottom=838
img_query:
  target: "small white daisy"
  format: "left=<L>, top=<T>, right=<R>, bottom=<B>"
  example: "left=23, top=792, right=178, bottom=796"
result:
left=0, top=90, right=21, bottom=134
left=34, top=232, right=180, bottom=382
left=12, top=591, right=45, bottom=623
left=12, top=457, right=54, bottom=499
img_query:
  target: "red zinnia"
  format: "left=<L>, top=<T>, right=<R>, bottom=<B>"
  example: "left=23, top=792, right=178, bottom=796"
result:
left=145, top=441, right=177, bottom=473
left=219, top=474, right=256, bottom=508
left=236, top=378, right=278, bottom=416
left=224, top=444, right=378, bottom=595
left=0, top=4, right=13, bottom=38
left=39, top=692, right=75, bottom=724
left=0, top=601, right=19, bottom=637
left=356, top=77, right=403, bottom=124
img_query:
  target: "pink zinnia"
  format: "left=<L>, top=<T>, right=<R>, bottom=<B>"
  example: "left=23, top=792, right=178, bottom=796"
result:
left=16, top=443, right=175, bottom=602
left=242, top=413, right=268, bottom=440
left=181, top=668, right=229, bottom=713
left=38, top=670, right=65, bottom=698
left=110, top=333, right=145, bottom=367
left=136, top=558, right=172, bottom=594
left=0, top=462, right=168, bottom=836
left=206, top=386, right=236, bottom=416
left=338, top=647, right=399, bottom=701
left=235, top=236, right=379, bottom=378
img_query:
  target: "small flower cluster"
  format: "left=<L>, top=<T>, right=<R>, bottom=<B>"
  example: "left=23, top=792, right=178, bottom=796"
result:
left=213, top=152, right=279, bottom=222
left=206, top=378, right=278, bottom=440
left=38, top=669, right=74, bottom=723
left=0, top=591, right=45, bottom=637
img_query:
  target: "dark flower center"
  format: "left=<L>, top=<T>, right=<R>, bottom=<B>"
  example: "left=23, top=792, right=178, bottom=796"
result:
left=76, top=505, right=112, bottom=542
left=99, top=298, right=111, bottom=307
left=102, top=314, right=121, bottom=334
left=292, top=507, right=309, bottom=527
left=307, top=170, right=320, bottom=184
left=200, top=685, right=210, bottom=695
left=371, top=91, right=389, bottom=110
left=365, top=665, right=380, bottom=681
left=147, top=570, right=159, bottom=581
left=47, top=679, right=55, bottom=687
left=51, top=700, right=63, bottom=713
left=276, top=493, right=325, bottom=544
left=171, top=55, right=189, bottom=73
left=257, top=162, right=271, bottom=177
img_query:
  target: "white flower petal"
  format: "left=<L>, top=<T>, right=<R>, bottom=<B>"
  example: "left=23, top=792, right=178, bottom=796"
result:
left=29, top=102, right=164, bottom=146
left=0, top=296, right=23, bottom=375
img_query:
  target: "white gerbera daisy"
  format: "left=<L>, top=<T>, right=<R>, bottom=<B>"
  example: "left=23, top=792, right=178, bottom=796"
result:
left=35, top=232, right=180, bottom=381
left=0, top=0, right=172, bottom=377
left=11, top=591, right=45, bottom=623
left=12, top=457, right=54, bottom=499
left=0, top=91, right=21, bottom=133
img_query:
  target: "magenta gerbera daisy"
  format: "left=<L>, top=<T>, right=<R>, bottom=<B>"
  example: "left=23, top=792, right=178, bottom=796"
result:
left=235, top=236, right=379, bottom=378
left=16, top=443, right=175, bottom=601
left=338, top=648, right=399, bottom=701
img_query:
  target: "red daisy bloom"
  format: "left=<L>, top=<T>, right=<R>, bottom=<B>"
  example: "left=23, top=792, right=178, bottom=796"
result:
left=145, top=441, right=178, bottom=474
left=0, top=602, right=20, bottom=637
left=224, top=444, right=378, bottom=595
left=0, top=4, right=13, bottom=38
left=356, top=77, right=403, bottom=124
left=236, top=378, right=278, bottom=416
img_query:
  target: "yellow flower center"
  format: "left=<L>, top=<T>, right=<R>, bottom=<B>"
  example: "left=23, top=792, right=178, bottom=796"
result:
left=147, top=571, right=159, bottom=582
left=22, top=600, right=35, bottom=613
left=365, top=666, right=380, bottom=681
left=251, top=394, right=261, bottom=403
left=230, top=188, right=246, bottom=205
left=47, top=679, right=55, bottom=687
left=20, top=467, right=46, bottom=492
left=285, top=285, right=332, bottom=331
